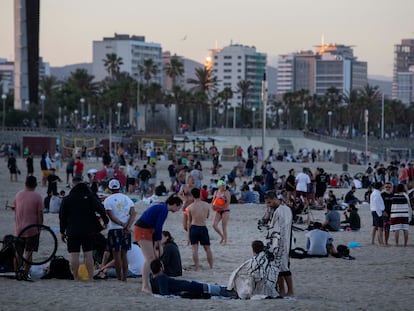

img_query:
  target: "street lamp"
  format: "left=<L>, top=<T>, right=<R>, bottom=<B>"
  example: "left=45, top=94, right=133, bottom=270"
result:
left=278, top=108, right=283, bottom=130
left=80, top=98, right=85, bottom=127
left=40, top=95, right=46, bottom=125
left=1, top=94, right=6, bottom=128
left=117, top=102, right=122, bottom=127
left=303, top=109, right=308, bottom=129
left=365, top=109, right=369, bottom=164
left=252, top=107, right=256, bottom=128
left=232, top=103, right=237, bottom=129
left=74, top=109, right=79, bottom=127
left=178, top=116, right=182, bottom=133
left=328, top=111, right=332, bottom=134
left=25, top=100, right=30, bottom=111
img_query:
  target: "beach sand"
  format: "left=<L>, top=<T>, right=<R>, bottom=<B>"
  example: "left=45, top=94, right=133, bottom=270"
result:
left=0, top=157, right=413, bottom=311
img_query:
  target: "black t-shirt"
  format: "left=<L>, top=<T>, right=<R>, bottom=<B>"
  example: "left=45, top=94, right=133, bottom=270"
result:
left=286, top=175, right=296, bottom=191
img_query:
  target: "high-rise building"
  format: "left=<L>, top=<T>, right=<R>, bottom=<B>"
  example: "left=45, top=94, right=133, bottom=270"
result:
left=14, top=0, right=40, bottom=110
left=208, top=44, right=267, bottom=108
left=92, top=34, right=163, bottom=84
left=392, top=39, right=414, bottom=104
left=276, top=43, right=367, bottom=97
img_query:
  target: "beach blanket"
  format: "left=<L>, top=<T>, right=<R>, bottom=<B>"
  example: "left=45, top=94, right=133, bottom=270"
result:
left=227, top=251, right=279, bottom=299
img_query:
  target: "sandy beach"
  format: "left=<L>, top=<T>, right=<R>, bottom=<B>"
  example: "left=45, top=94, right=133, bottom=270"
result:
left=0, top=156, right=413, bottom=311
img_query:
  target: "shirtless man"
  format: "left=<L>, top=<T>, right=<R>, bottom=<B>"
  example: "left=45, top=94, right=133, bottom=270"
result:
left=187, top=188, right=213, bottom=270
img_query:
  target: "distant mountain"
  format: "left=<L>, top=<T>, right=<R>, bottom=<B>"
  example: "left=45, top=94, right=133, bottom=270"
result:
left=182, top=58, right=202, bottom=89
left=368, top=76, right=392, bottom=98
left=50, top=63, right=92, bottom=80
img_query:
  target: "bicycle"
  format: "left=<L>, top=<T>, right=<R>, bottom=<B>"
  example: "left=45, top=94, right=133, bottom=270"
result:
left=0, top=224, right=58, bottom=276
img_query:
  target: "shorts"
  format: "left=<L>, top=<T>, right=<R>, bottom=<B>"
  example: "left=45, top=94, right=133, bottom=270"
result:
left=371, top=211, right=384, bottom=228
left=16, top=234, right=40, bottom=252
left=189, top=225, right=210, bottom=246
left=67, top=234, right=94, bottom=253
left=42, top=170, right=51, bottom=178
left=296, top=191, right=307, bottom=198
left=107, top=229, right=131, bottom=251
left=133, top=225, right=154, bottom=242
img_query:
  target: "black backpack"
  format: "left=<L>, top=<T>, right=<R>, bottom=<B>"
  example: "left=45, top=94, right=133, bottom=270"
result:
left=41, top=256, right=74, bottom=280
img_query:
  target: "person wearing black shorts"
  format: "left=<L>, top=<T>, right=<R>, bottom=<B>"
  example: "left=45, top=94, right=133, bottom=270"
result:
left=187, top=188, right=213, bottom=271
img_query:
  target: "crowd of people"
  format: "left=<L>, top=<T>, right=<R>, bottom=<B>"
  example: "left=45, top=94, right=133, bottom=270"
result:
left=7, top=142, right=413, bottom=300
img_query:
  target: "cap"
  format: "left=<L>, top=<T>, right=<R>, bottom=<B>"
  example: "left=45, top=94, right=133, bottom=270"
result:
left=108, top=179, right=121, bottom=190
left=217, top=180, right=226, bottom=187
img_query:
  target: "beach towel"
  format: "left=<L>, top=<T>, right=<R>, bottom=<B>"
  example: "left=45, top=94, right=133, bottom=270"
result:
left=227, top=251, right=279, bottom=299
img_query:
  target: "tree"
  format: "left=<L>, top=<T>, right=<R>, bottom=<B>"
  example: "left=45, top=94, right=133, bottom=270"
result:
left=187, top=66, right=217, bottom=129
left=218, top=87, right=233, bottom=128
left=236, top=80, right=252, bottom=127
left=164, top=56, right=184, bottom=89
left=103, top=53, right=124, bottom=79
left=139, top=58, right=159, bottom=85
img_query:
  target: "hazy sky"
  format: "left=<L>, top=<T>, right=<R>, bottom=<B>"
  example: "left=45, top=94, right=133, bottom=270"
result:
left=1, top=0, right=413, bottom=77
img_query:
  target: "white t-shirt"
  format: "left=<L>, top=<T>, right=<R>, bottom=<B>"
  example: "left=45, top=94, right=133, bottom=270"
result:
left=127, top=244, right=144, bottom=276
left=103, top=193, right=135, bottom=230
left=295, top=172, right=311, bottom=192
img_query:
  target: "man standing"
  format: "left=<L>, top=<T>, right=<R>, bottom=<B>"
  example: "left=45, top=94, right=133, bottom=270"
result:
left=104, top=179, right=136, bottom=281
left=263, top=191, right=294, bottom=297
left=60, top=177, right=109, bottom=281
left=13, top=176, right=44, bottom=281
left=187, top=188, right=213, bottom=271
left=74, top=156, right=84, bottom=180
left=370, top=182, right=385, bottom=245
left=381, top=182, right=394, bottom=245
left=137, top=164, right=151, bottom=199
left=295, top=167, right=310, bottom=207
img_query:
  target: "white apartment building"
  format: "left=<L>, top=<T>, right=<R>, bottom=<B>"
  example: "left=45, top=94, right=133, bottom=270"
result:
left=209, top=44, right=266, bottom=108
left=92, top=34, right=163, bottom=84
left=276, top=54, right=295, bottom=96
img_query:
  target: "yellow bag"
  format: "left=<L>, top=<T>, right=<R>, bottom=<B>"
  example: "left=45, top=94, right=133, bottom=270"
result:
left=78, top=264, right=89, bottom=281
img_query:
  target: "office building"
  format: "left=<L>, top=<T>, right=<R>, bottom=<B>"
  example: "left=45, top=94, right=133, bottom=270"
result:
left=14, top=0, right=40, bottom=110
left=392, top=39, right=414, bottom=104
left=276, top=43, right=367, bottom=97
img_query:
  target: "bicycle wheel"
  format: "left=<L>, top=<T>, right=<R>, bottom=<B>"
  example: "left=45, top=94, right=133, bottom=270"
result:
left=16, top=224, right=58, bottom=265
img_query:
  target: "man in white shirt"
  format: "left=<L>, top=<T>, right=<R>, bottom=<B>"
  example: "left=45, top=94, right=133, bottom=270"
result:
left=295, top=167, right=311, bottom=206
left=104, top=179, right=136, bottom=281
left=369, top=182, right=385, bottom=245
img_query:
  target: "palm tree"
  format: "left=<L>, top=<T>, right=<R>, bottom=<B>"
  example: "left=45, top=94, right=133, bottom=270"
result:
left=187, top=66, right=217, bottom=129
left=103, top=53, right=124, bottom=79
left=236, top=80, right=252, bottom=127
left=218, top=87, right=233, bottom=128
left=139, top=59, right=159, bottom=85
left=164, top=56, right=184, bottom=89
left=137, top=59, right=160, bottom=127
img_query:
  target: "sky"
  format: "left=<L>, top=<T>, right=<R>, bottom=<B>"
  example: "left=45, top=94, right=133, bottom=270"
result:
left=1, top=0, right=413, bottom=78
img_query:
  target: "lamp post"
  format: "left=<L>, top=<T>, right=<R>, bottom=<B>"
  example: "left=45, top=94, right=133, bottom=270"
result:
left=1, top=94, right=6, bottom=128
left=328, top=111, right=332, bottom=135
left=80, top=98, right=85, bottom=127
left=178, top=116, right=182, bottom=133
left=303, top=109, right=308, bottom=129
left=252, top=107, right=256, bottom=128
left=74, top=109, right=79, bottom=128
left=25, top=100, right=30, bottom=111
left=40, top=95, right=46, bottom=125
left=278, top=108, right=283, bottom=130
left=232, top=103, right=237, bottom=129
left=365, top=109, right=369, bottom=164
left=117, top=102, right=122, bottom=127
